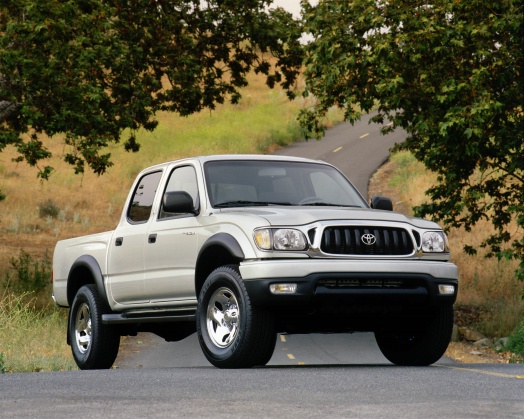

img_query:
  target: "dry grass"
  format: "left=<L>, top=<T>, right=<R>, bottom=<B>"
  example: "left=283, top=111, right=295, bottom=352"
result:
left=0, top=291, right=77, bottom=372
left=369, top=151, right=523, bottom=338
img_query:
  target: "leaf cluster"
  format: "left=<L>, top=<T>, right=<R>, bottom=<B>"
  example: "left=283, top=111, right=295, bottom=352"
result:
left=300, top=0, right=523, bottom=280
left=0, top=0, right=303, bottom=177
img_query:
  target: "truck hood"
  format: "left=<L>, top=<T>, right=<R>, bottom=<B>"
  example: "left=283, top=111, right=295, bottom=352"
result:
left=218, top=206, right=441, bottom=230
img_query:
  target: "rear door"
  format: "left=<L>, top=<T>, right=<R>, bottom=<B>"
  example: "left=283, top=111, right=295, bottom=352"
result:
left=107, top=170, right=163, bottom=304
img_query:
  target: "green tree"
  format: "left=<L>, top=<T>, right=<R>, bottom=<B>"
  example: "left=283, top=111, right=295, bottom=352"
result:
left=0, top=0, right=302, bottom=178
left=299, top=0, right=523, bottom=280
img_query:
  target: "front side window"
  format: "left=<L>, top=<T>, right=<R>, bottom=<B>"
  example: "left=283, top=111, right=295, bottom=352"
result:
left=159, top=165, right=199, bottom=219
left=128, top=171, right=163, bottom=223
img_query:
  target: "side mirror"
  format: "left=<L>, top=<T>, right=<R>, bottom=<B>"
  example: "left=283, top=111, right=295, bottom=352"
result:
left=163, top=191, right=196, bottom=214
left=370, top=196, right=393, bottom=211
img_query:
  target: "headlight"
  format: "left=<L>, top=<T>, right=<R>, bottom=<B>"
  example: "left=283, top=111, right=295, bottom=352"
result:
left=421, top=231, right=448, bottom=252
left=254, top=228, right=307, bottom=251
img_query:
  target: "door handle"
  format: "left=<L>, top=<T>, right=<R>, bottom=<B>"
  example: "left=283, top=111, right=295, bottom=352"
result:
left=148, top=234, right=157, bottom=244
left=115, top=237, right=123, bottom=246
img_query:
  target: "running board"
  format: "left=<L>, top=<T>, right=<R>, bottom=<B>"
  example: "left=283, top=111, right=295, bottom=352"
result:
left=102, top=310, right=196, bottom=325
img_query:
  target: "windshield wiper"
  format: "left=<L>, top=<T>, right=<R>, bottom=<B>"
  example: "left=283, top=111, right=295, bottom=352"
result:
left=215, top=201, right=268, bottom=208
left=215, top=201, right=293, bottom=208
left=300, top=202, right=360, bottom=207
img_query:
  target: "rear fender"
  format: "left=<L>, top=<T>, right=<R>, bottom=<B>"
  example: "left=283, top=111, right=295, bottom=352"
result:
left=67, top=255, right=108, bottom=306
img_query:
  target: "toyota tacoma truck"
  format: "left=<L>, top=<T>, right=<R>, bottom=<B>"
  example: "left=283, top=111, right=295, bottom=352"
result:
left=53, top=154, right=458, bottom=369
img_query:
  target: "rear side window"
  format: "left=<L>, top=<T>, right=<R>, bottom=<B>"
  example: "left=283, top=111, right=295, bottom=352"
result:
left=128, top=171, right=163, bottom=223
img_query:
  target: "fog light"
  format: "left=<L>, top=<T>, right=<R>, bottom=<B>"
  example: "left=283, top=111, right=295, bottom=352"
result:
left=269, top=283, right=297, bottom=294
left=438, top=284, right=455, bottom=295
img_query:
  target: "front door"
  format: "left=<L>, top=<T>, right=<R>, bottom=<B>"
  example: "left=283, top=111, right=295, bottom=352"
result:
left=143, top=165, right=201, bottom=303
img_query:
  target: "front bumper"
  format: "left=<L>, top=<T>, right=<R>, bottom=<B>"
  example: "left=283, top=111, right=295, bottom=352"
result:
left=239, top=259, right=458, bottom=308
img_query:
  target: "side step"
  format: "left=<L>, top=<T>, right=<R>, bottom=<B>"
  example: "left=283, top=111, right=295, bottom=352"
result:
left=102, top=309, right=196, bottom=325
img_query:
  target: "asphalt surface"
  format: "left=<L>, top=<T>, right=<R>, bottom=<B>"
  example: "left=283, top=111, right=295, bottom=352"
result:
left=1, top=363, right=523, bottom=418
left=276, top=111, right=405, bottom=197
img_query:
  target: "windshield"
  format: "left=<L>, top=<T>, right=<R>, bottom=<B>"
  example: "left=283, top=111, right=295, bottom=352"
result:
left=204, top=160, right=367, bottom=208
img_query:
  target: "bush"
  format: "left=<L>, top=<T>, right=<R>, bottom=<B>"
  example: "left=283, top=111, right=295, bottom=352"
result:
left=4, top=250, right=51, bottom=295
left=0, top=352, right=5, bottom=373
left=38, top=199, right=60, bottom=219
left=506, top=321, right=524, bottom=361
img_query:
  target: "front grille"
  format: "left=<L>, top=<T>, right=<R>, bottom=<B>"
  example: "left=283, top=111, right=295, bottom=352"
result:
left=320, top=226, right=414, bottom=255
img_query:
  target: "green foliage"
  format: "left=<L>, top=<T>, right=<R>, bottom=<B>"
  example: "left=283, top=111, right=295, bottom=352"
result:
left=0, top=190, right=5, bottom=201
left=0, top=352, right=5, bottom=373
left=506, top=321, right=524, bottom=361
left=38, top=199, right=60, bottom=219
left=0, top=0, right=303, bottom=178
left=300, top=0, right=523, bottom=281
left=4, top=250, right=51, bottom=294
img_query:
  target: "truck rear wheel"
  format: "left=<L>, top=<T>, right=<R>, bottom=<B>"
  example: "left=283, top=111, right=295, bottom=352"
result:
left=374, top=305, right=454, bottom=366
left=196, top=266, right=276, bottom=368
left=69, top=284, right=120, bottom=369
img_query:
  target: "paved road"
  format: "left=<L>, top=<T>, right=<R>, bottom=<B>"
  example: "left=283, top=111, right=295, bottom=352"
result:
left=1, top=363, right=523, bottom=418
left=275, top=111, right=404, bottom=197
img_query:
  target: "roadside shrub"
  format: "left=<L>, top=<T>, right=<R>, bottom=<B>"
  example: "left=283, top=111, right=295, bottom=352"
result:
left=4, top=250, right=51, bottom=295
left=506, top=321, right=524, bottom=361
left=0, top=352, right=6, bottom=373
left=38, top=199, right=60, bottom=219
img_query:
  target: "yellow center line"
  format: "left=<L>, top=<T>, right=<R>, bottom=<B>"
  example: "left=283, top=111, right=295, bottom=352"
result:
left=436, top=365, right=524, bottom=379
left=287, top=354, right=295, bottom=360
left=387, top=122, right=393, bottom=126
left=359, top=133, right=369, bottom=138
left=280, top=335, right=287, bottom=343
left=333, top=146, right=343, bottom=153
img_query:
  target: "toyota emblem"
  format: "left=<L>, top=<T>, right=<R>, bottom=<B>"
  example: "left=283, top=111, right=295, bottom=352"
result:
left=361, top=233, right=376, bottom=245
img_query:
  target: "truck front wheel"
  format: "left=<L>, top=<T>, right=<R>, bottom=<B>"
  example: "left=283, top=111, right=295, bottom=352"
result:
left=69, top=284, right=120, bottom=369
left=197, top=266, right=276, bottom=368
left=374, top=305, right=454, bottom=366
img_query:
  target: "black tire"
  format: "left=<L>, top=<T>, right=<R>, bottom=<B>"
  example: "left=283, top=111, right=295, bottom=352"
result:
left=374, top=305, right=454, bottom=366
left=196, top=266, right=276, bottom=368
left=69, top=284, right=120, bottom=370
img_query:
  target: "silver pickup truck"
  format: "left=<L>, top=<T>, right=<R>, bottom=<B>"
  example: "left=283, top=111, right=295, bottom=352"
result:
left=53, top=154, right=458, bottom=369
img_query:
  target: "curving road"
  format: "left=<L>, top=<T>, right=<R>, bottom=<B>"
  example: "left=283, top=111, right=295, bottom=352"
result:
left=2, top=115, right=523, bottom=418
left=275, top=111, right=405, bottom=197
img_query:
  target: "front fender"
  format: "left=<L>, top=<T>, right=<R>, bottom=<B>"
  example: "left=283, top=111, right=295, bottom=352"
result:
left=195, top=233, right=245, bottom=296
left=197, top=233, right=245, bottom=261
